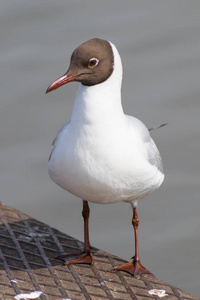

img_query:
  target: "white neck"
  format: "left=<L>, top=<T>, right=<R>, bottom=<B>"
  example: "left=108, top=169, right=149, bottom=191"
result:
left=70, top=42, right=124, bottom=127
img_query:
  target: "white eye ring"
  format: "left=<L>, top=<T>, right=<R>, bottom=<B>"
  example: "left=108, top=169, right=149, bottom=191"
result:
left=88, top=58, right=99, bottom=68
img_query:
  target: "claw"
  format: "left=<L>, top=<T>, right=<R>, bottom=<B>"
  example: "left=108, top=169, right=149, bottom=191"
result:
left=115, top=259, right=153, bottom=276
left=57, top=251, right=94, bottom=265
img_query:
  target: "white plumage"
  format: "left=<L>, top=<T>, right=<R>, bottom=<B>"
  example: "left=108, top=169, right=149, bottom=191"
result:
left=48, top=42, right=164, bottom=206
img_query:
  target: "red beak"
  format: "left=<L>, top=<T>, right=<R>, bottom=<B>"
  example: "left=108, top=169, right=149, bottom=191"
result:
left=46, top=72, right=80, bottom=93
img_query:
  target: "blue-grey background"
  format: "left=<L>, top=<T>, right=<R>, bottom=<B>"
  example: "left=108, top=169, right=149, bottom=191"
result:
left=1, top=1, right=200, bottom=297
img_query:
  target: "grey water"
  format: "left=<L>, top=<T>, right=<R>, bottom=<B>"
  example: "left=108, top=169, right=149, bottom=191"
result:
left=1, top=1, right=200, bottom=297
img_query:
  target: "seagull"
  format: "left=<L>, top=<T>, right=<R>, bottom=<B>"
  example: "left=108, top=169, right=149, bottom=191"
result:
left=46, top=38, right=164, bottom=276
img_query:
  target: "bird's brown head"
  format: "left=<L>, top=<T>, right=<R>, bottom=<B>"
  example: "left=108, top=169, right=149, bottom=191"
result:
left=46, top=38, right=114, bottom=93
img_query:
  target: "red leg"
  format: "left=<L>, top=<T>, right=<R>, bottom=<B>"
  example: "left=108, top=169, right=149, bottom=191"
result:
left=57, top=200, right=94, bottom=265
left=115, top=206, right=153, bottom=276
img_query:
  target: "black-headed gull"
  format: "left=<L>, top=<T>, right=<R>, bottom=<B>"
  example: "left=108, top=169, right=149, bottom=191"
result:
left=46, top=38, right=164, bottom=276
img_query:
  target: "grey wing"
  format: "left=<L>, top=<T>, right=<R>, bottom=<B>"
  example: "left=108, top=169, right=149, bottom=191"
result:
left=49, top=120, right=70, bottom=161
left=145, top=138, right=163, bottom=173
left=126, top=115, right=163, bottom=173
left=148, top=123, right=167, bottom=132
left=51, top=120, right=70, bottom=146
left=147, top=123, right=166, bottom=172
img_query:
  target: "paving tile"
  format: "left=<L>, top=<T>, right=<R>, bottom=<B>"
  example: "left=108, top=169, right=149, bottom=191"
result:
left=0, top=202, right=198, bottom=300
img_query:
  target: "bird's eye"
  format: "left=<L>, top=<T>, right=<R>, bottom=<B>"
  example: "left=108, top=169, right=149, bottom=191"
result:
left=88, top=58, right=99, bottom=68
